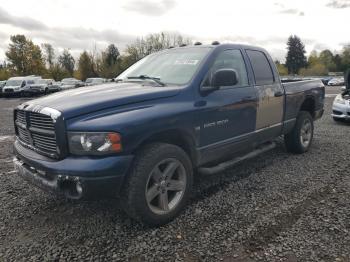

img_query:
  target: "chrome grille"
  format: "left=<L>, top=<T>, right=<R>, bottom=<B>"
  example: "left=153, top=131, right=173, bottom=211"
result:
left=16, top=110, right=26, bottom=125
left=29, top=112, right=55, bottom=130
left=15, top=109, right=58, bottom=157
left=17, top=127, right=30, bottom=144
left=32, top=133, right=57, bottom=151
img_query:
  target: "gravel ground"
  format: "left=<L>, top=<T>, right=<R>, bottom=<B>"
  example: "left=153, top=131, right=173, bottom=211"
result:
left=0, top=87, right=349, bottom=261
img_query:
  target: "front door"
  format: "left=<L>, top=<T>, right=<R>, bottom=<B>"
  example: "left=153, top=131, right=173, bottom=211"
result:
left=195, top=49, right=257, bottom=164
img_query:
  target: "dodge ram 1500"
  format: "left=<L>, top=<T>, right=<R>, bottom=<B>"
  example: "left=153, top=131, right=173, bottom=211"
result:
left=13, top=43, right=325, bottom=225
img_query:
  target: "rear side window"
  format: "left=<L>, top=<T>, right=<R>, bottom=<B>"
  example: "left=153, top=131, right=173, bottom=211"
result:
left=246, top=50, right=274, bottom=85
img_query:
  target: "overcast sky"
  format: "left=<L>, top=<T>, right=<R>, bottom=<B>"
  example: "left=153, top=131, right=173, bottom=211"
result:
left=0, top=0, right=349, bottom=62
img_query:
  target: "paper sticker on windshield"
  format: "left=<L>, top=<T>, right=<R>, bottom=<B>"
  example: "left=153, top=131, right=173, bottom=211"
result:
left=174, top=59, right=199, bottom=65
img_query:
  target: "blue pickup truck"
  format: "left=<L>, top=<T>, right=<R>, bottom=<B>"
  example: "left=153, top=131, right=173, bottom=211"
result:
left=13, top=43, right=325, bottom=225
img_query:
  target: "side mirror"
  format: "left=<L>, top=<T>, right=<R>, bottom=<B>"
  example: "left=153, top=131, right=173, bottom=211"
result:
left=212, top=69, right=238, bottom=88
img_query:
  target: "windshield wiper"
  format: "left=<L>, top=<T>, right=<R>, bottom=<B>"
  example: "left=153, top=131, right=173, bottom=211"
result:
left=127, top=75, right=166, bottom=86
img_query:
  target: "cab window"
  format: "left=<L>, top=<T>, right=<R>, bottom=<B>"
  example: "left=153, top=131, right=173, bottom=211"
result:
left=203, top=49, right=249, bottom=88
left=246, top=50, right=275, bottom=85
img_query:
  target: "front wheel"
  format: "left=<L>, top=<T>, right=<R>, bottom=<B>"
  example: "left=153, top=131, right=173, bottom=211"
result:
left=284, top=111, right=314, bottom=154
left=121, top=143, right=193, bottom=226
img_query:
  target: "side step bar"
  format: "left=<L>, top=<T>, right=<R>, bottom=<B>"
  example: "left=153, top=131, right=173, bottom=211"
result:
left=198, top=142, right=276, bottom=175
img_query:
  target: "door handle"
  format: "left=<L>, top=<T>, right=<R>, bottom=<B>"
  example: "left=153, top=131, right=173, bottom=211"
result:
left=274, top=91, right=283, bottom=97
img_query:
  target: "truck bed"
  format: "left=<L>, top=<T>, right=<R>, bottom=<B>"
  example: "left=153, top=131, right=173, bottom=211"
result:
left=282, top=79, right=325, bottom=122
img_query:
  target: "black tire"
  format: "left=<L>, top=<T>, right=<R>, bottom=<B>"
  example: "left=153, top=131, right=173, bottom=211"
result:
left=284, top=111, right=314, bottom=154
left=121, top=143, right=193, bottom=226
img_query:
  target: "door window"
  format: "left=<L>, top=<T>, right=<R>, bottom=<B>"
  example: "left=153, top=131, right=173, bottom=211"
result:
left=246, top=50, right=274, bottom=85
left=203, top=50, right=249, bottom=88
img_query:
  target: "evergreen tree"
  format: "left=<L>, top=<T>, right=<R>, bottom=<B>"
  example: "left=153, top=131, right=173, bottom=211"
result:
left=41, top=43, right=55, bottom=68
left=105, top=44, right=120, bottom=67
left=77, top=51, right=96, bottom=80
left=58, top=49, right=75, bottom=76
left=285, top=35, right=307, bottom=74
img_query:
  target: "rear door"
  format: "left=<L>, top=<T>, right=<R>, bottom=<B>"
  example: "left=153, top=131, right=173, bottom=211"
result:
left=246, top=49, right=284, bottom=140
left=195, top=49, right=257, bottom=164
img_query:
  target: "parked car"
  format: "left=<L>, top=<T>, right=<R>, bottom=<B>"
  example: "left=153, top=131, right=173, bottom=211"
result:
left=328, top=77, right=345, bottom=86
left=332, top=70, right=350, bottom=121
left=23, top=78, right=58, bottom=95
left=85, top=78, right=106, bottom=86
left=321, top=77, right=333, bottom=86
left=60, top=78, right=84, bottom=90
left=0, top=80, right=6, bottom=96
left=2, top=76, right=41, bottom=96
left=40, top=79, right=61, bottom=93
left=13, top=43, right=324, bottom=226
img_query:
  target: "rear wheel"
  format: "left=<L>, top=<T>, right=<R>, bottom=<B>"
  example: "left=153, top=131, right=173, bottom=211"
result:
left=121, top=143, right=193, bottom=226
left=284, top=111, right=314, bottom=154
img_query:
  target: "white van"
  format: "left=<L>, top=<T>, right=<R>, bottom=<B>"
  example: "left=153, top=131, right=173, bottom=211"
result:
left=2, top=76, right=41, bottom=96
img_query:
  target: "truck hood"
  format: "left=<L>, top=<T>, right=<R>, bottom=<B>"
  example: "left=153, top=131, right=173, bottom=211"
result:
left=22, top=82, right=181, bottom=119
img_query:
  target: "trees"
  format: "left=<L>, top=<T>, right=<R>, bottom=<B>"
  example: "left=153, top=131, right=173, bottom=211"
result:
left=77, top=51, right=96, bottom=81
left=98, top=44, right=121, bottom=78
left=48, top=63, right=70, bottom=81
left=299, top=63, right=328, bottom=76
left=275, top=60, right=288, bottom=76
left=5, top=35, right=46, bottom=76
left=340, top=45, right=350, bottom=71
left=104, top=44, right=120, bottom=67
left=0, top=62, right=11, bottom=81
left=285, top=35, right=307, bottom=75
left=300, top=50, right=328, bottom=76
left=58, top=49, right=75, bottom=76
left=41, top=43, right=55, bottom=68
left=319, top=50, right=336, bottom=72
left=123, top=32, right=192, bottom=69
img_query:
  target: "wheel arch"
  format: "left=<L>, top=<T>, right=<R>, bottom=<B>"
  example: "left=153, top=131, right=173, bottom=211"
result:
left=136, top=129, right=198, bottom=167
left=299, top=96, right=316, bottom=118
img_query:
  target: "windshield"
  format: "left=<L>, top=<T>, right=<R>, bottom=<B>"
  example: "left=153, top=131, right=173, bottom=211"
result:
left=117, top=47, right=211, bottom=85
left=5, top=80, right=23, bottom=86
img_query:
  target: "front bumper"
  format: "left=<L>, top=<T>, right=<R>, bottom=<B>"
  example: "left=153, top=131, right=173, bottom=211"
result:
left=13, top=140, right=134, bottom=199
left=332, top=102, right=350, bottom=120
left=24, top=88, right=45, bottom=94
left=3, top=88, right=21, bottom=94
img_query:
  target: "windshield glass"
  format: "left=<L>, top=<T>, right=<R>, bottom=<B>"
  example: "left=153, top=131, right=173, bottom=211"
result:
left=85, top=79, right=93, bottom=83
left=5, top=80, right=23, bottom=86
left=117, top=47, right=211, bottom=85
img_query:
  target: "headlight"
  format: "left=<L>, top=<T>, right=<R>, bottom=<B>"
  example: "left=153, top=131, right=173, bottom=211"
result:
left=68, top=132, right=122, bottom=155
left=334, top=95, right=345, bottom=105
